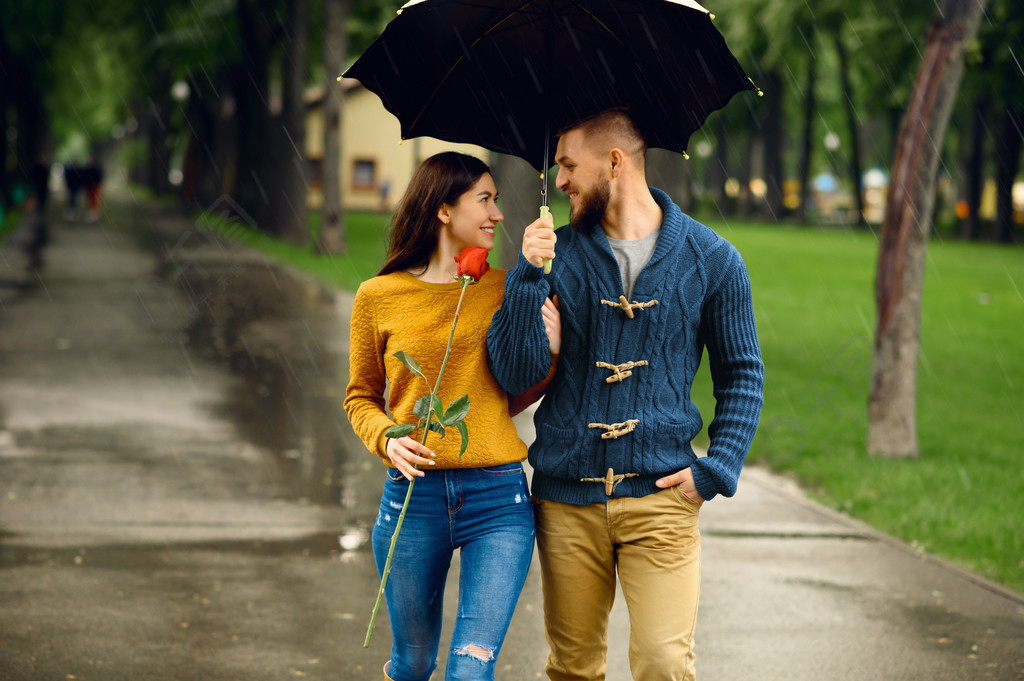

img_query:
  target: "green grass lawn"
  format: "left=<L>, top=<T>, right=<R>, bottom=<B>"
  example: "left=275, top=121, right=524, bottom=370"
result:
left=201, top=210, right=392, bottom=291
left=209, top=207, right=1024, bottom=594
left=0, top=207, right=22, bottom=241
left=689, top=218, right=1024, bottom=593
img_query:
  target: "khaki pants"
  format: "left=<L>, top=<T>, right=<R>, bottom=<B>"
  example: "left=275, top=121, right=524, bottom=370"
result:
left=534, top=487, right=702, bottom=681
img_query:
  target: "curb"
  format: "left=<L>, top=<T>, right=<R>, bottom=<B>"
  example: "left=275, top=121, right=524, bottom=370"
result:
left=742, top=465, right=1024, bottom=606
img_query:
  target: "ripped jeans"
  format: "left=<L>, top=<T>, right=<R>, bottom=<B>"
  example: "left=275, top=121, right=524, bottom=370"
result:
left=372, top=462, right=535, bottom=681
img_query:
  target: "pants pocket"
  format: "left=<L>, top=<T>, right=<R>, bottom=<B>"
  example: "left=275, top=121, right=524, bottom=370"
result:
left=670, top=484, right=703, bottom=511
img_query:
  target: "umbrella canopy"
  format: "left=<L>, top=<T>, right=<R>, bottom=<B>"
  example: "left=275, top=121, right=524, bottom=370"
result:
left=345, top=0, right=758, bottom=172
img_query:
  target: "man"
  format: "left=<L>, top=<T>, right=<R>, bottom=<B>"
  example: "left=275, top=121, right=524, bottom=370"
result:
left=486, top=111, right=764, bottom=681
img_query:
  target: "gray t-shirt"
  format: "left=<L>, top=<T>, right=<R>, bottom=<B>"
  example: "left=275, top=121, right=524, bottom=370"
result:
left=606, top=228, right=660, bottom=300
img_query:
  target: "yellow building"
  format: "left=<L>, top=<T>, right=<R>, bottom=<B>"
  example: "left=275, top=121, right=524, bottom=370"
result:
left=305, top=79, right=490, bottom=212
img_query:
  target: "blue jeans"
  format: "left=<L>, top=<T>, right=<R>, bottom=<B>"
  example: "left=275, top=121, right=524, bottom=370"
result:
left=372, top=462, right=535, bottom=681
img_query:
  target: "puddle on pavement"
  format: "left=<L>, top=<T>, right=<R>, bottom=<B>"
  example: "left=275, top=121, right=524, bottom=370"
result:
left=181, top=253, right=366, bottom=506
left=140, top=218, right=377, bottom=511
left=896, top=598, right=1024, bottom=668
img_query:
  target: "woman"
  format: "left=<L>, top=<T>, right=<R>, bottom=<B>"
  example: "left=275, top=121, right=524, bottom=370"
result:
left=344, top=152, right=559, bottom=681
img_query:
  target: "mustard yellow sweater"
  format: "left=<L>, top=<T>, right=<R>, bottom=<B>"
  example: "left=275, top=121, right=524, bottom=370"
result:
left=344, top=268, right=553, bottom=469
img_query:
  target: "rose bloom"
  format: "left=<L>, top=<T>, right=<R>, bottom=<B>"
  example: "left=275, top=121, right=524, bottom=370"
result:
left=455, top=246, right=490, bottom=281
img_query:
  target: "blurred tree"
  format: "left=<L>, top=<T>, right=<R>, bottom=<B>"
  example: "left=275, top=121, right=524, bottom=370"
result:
left=319, top=0, right=352, bottom=254
left=146, top=0, right=241, bottom=204
left=489, top=152, right=543, bottom=270
left=349, top=0, right=402, bottom=57
left=1, top=19, right=10, bottom=207
left=233, top=0, right=281, bottom=231
left=796, top=34, right=817, bottom=226
left=993, top=104, right=1023, bottom=242
left=833, top=23, right=865, bottom=226
left=0, top=0, right=67, bottom=206
left=962, top=94, right=990, bottom=240
left=985, top=0, right=1024, bottom=243
left=646, top=149, right=692, bottom=216
left=715, top=0, right=936, bottom=226
left=268, top=0, right=311, bottom=245
left=717, top=0, right=783, bottom=220
left=744, top=0, right=820, bottom=224
left=869, top=0, right=988, bottom=458
left=953, top=0, right=1024, bottom=242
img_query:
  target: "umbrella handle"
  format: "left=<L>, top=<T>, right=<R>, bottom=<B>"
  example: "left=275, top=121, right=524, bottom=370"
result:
left=540, top=206, right=553, bottom=274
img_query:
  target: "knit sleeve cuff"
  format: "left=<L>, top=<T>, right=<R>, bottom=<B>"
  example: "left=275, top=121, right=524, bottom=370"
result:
left=486, top=253, right=553, bottom=395
left=507, top=250, right=548, bottom=284
left=376, top=429, right=391, bottom=460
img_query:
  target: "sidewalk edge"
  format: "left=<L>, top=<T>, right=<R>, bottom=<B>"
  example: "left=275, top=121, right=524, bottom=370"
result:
left=742, top=465, right=1024, bottom=606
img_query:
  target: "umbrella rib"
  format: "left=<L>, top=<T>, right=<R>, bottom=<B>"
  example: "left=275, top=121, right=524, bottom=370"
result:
left=574, top=2, right=626, bottom=47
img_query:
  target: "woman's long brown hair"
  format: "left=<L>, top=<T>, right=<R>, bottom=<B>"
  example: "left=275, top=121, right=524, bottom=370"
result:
left=377, top=152, right=491, bottom=276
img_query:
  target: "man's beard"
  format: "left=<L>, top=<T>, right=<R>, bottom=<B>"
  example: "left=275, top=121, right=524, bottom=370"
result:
left=568, top=177, right=610, bottom=234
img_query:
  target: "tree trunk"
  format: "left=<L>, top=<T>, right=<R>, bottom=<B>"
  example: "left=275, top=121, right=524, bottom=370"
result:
left=678, top=154, right=693, bottom=215
left=797, top=50, right=817, bottom=225
left=646, top=148, right=691, bottom=214
left=191, top=70, right=232, bottom=210
left=182, top=75, right=212, bottom=207
left=761, top=71, right=784, bottom=221
left=962, top=96, right=989, bottom=240
left=143, top=68, right=174, bottom=195
left=835, top=27, right=865, bottom=227
left=993, top=106, right=1023, bottom=243
left=868, top=0, right=987, bottom=458
left=215, top=66, right=242, bottom=200
left=739, top=130, right=756, bottom=218
left=234, top=0, right=274, bottom=228
left=319, top=0, right=351, bottom=254
left=9, top=59, right=45, bottom=193
left=270, top=0, right=310, bottom=245
left=489, top=152, right=543, bottom=270
left=710, top=116, right=729, bottom=214
left=0, top=21, right=10, bottom=207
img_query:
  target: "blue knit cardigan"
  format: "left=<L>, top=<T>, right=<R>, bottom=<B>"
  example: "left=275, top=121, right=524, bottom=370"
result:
left=486, top=188, right=764, bottom=505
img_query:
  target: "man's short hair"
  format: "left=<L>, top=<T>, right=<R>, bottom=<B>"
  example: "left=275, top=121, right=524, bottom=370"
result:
left=561, top=110, right=646, bottom=162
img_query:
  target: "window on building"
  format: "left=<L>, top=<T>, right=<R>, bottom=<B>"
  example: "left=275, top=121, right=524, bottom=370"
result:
left=353, top=159, right=376, bottom=189
left=307, top=158, right=323, bottom=189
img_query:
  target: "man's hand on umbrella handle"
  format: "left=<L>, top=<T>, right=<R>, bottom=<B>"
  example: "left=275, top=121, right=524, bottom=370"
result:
left=540, top=206, right=554, bottom=273
left=522, top=211, right=556, bottom=270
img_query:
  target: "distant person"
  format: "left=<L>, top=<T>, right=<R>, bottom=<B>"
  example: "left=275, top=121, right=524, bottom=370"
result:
left=82, top=161, right=104, bottom=222
left=64, top=162, right=83, bottom=220
left=344, top=152, right=560, bottom=681
left=379, top=178, right=392, bottom=211
left=31, top=155, right=51, bottom=215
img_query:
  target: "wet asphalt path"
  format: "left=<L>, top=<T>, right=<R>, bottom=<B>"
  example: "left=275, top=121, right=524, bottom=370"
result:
left=1, top=193, right=1022, bottom=681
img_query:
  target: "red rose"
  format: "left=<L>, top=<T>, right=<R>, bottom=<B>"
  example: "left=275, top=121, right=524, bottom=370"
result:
left=455, top=247, right=490, bottom=282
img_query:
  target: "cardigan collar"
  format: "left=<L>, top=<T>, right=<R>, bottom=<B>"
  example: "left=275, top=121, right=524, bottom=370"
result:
left=584, top=186, right=687, bottom=271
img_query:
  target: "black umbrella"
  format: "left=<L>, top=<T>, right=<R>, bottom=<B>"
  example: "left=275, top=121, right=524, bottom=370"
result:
left=346, top=0, right=757, bottom=165
left=345, top=0, right=758, bottom=268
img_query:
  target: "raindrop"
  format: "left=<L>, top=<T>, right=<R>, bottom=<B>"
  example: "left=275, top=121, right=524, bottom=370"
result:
left=1008, top=46, right=1024, bottom=77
